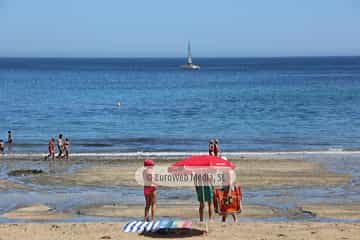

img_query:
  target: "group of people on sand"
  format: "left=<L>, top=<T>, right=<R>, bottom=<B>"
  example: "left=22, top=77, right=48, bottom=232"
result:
left=0, top=131, right=13, bottom=154
left=46, top=134, right=70, bottom=160
left=143, top=139, right=238, bottom=223
left=203, top=138, right=237, bottom=222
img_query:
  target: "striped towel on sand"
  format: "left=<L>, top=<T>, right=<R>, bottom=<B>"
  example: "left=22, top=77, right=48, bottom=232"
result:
left=123, top=220, right=192, bottom=233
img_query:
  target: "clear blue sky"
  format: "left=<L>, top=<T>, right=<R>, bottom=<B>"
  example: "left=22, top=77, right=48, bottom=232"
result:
left=1, top=0, right=359, bottom=57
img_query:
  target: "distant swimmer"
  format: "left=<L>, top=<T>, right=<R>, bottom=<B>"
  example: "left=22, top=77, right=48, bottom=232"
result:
left=117, top=101, right=121, bottom=107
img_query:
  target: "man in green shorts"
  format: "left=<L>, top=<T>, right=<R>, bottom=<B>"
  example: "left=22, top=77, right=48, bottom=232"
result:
left=196, top=185, right=214, bottom=222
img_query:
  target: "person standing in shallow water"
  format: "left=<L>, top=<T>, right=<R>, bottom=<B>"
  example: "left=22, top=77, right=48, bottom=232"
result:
left=46, top=138, right=55, bottom=160
left=64, top=138, right=70, bottom=160
left=7, top=131, right=13, bottom=152
left=208, top=139, right=215, bottom=156
left=214, top=139, right=220, bottom=157
left=0, top=140, right=4, bottom=154
left=56, top=134, right=64, bottom=159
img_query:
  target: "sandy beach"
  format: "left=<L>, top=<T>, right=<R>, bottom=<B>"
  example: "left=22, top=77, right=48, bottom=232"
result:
left=3, top=201, right=360, bottom=223
left=0, top=154, right=359, bottom=239
left=0, top=222, right=360, bottom=240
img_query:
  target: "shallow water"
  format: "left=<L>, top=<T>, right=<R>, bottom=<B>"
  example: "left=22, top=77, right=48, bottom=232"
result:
left=0, top=152, right=360, bottom=223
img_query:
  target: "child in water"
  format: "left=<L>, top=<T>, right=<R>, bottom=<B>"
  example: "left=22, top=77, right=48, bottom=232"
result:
left=143, top=159, right=156, bottom=221
left=64, top=138, right=70, bottom=160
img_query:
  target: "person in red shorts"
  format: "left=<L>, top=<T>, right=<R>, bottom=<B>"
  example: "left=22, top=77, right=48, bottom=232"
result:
left=143, top=159, right=156, bottom=221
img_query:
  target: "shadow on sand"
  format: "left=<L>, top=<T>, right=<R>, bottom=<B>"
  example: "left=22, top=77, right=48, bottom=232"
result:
left=142, top=228, right=205, bottom=238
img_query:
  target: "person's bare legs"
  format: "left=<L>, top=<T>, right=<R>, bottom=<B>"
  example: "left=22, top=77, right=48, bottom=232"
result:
left=57, top=148, right=62, bottom=159
left=199, top=201, right=205, bottom=222
left=232, top=213, right=237, bottom=222
left=208, top=201, right=214, bottom=221
left=222, top=213, right=236, bottom=223
left=144, top=195, right=151, bottom=221
left=150, top=191, right=156, bottom=221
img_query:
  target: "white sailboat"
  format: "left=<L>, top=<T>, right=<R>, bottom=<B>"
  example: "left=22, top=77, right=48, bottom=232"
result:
left=180, top=41, right=200, bottom=70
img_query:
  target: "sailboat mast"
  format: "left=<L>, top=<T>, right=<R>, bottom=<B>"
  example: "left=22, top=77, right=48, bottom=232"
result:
left=180, top=40, right=200, bottom=69
left=187, top=41, right=193, bottom=64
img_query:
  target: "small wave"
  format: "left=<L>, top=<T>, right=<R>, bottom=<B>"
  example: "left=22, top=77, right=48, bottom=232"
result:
left=279, top=73, right=355, bottom=78
left=3, top=150, right=360, bottom=159
left=78, top=143, right=114, bottom=147
left=9, top=143, right=47, bottom=147
left=328, top=148, right=344, bottom=152
left=73, top=137, right=206, bottom=145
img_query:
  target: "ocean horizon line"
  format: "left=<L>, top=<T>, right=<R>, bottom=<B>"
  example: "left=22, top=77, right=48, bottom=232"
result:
left=1, top=55, right=360, bottom=60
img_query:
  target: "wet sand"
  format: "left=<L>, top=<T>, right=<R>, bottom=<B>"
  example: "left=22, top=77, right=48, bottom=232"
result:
left=77, top=204, right=277, bottom=219
left=1, top=204, right=73, bottom=221
left=0, top=222, right=359, bottom=240
left=78, top=202, right=359, bottom=221
left=0, top=179, right=32, bottom=191
left=301, top=203, right=360, bottom=220
left=29, top=158, right=350, bottom=189
left=3, top=202, right=359, bottom=222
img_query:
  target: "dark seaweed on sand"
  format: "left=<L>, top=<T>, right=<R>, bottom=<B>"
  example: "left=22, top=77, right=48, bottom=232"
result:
left=8, top=169, right=45, bottom=176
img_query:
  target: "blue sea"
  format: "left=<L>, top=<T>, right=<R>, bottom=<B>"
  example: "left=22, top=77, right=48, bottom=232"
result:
left=1, top=57, right=360, bottom=153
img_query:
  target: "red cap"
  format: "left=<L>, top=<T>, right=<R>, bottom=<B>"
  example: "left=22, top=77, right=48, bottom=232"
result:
left=144, top=159, right=154, bottom=167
